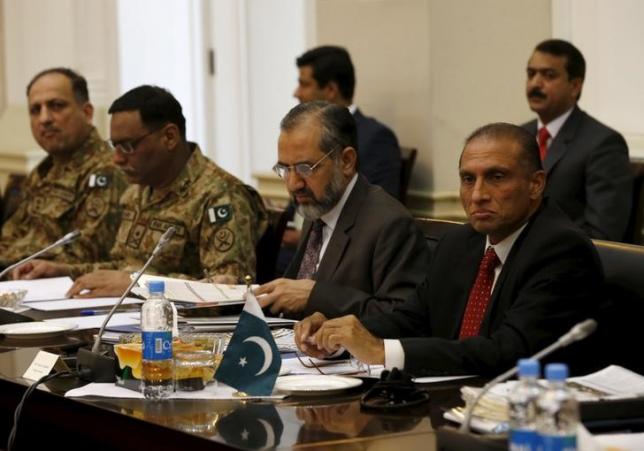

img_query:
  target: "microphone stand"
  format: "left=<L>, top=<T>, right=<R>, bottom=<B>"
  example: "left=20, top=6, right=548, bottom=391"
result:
left=459, top=319, right=597, bottom=434
left=0, top=230, right=80, bottom=280
left=77, top=227, right=176, bottom=382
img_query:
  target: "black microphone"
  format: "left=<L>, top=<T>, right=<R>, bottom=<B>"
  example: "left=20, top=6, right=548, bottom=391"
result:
left=76, top=227, right=176, bottom=382
left=459, top=318, right=597, bottom=433
left=0, top=230, right=81, bottom=280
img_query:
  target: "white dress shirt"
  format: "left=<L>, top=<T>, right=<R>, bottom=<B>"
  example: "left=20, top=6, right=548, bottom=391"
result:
left=537, top=107, right=574, bottom=149
left=383, top=223, right=528, bottom=370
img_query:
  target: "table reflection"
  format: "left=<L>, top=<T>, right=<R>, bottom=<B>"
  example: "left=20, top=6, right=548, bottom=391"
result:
left=217, top=404, right=284, bottom=449
left=295, top=401, right=423, bottom=443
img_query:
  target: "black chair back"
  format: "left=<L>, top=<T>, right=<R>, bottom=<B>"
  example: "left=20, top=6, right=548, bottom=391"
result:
left=592, top=240, right=644, bottom=374
left=255, top=207, right=289, bottom=284
left=625, top=160, right=644, bottom=244
left=399, top=147, right=417, bottom=205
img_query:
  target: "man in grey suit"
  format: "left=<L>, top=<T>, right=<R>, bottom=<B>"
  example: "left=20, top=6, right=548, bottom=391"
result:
left=255, top=101, right=429, bottom=319
left=277, top=46, right=402, bottom=275
left=523, top=39, right=632, bottom=242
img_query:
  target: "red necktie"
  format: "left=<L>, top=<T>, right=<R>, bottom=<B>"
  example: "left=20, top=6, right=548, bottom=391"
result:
left=538, top=127, right=550, bottom=161
left=459, top=247, right=500, bottom=339
left=297, top=220, right=324, bottom=280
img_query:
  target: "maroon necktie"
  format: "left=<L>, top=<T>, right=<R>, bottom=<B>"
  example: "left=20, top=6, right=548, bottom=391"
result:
left=458, top=246, right=500, bottom=339
left=296, top=220, right=324, bottom=280
left=538, top=127, right=550, bottom=161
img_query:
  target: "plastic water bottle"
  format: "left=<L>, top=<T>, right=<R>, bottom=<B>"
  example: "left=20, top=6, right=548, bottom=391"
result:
left=141, top=280, right=174, bottom=399
left=508, top=359, right=542, bottom=451
left=536, top=363, right=579, bottom=451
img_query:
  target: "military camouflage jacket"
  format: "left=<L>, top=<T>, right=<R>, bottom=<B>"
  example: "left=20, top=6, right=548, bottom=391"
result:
left=0, top=128, right=127, bottom=269
left=70, top=144, right=267, bottom=281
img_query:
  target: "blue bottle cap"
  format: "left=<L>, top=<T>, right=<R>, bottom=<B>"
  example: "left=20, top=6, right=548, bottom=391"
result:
left=148, top=280, right=165, bottom=294
left=545, top=363, right=569, bottom=381
left=517, top=359, right=540, bottom=377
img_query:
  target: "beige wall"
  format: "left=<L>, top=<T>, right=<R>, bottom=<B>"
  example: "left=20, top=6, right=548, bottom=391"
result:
left=315, top=0, right=550, bottom=216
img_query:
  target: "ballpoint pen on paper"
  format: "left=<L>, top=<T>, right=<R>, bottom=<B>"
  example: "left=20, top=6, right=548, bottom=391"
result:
left=80, top=309, right=112, bottom=316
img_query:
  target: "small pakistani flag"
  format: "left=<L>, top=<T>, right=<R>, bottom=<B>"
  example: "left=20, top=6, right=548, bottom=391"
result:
left=215, top=291, right=281, bottom=396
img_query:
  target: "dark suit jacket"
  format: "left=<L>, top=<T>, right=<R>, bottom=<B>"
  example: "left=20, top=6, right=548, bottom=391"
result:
left=363, top=200, right=603, bottom=376
left=285, top=176, right=430, bottom=319
left=523, top=107, right=632, bottom=241
left=354, top=109, right=402, bottom=199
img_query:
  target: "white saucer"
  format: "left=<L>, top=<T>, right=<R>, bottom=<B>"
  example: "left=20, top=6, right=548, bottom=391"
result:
left=0, top=321, right=77, bottom=339
left=275, top=374, right=362, bottom=396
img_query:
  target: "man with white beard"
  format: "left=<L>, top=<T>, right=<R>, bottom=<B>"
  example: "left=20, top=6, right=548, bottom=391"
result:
left=255, top=101, right=429, bottom=319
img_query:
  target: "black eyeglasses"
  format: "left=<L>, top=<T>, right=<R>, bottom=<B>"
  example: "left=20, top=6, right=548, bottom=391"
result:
left=295, top=353, right=371, bottom=376
left=272, top=148, right=337, bottom=179
left=108, top=126, right=163, bottom=154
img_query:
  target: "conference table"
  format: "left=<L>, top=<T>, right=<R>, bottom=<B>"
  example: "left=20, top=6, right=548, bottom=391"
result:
left=0, top=308, right=507, bottom=450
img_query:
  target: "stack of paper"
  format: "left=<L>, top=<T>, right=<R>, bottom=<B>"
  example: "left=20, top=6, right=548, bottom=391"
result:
left=445, top=365, right=644, bottom=431
left=133, top=275, right=254, bottom=304
left=179, top=315, right=296, bottom=332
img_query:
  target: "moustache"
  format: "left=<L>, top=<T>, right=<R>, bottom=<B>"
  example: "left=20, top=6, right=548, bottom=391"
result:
left=527, top=88, right=546, bottom=99
left=292, top=188, right=313, bottom=198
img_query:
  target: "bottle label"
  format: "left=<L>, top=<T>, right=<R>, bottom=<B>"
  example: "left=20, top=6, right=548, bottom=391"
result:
left=509, top=429, right=538, bottom=451
left=540, top=434, right=576, bottom=451
left=142, top=331, right=172, bottom=360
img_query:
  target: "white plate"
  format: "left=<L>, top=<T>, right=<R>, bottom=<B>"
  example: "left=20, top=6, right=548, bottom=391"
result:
left=0, top=321, right=77, bottom=339
left=275, top=374, right=362, bottom=396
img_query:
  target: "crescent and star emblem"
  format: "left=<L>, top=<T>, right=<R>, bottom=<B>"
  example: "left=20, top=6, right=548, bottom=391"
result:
left=242, top=336, right=274, bottom=376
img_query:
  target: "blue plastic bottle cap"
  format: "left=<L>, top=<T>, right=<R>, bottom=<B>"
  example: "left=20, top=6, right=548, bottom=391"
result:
left=148, top=280, right=165, bottom=294
left=517, top=358, right=540, bottom=377
left=545, top=363, right=569, bottom=381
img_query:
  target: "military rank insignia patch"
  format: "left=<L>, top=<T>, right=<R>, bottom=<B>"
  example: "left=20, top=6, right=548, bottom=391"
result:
left=88, top=173, right=110, bottom=188
left=208, top=205, right=232, bottom=224
left=86, top=197, right=106, bottom=219
left=214, top=227, right=235, bottom=252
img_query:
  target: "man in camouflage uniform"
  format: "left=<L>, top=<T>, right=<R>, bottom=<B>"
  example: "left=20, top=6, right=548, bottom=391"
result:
left=16, top=85, right=267, bottom=297
left=0, top=68, right=126, bottom=270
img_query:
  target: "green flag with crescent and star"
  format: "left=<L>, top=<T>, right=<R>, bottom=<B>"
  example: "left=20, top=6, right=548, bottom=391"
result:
left=215, top=292, right=281, bottom=395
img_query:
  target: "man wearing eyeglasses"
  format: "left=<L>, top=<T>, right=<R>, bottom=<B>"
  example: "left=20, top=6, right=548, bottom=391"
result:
left=14, top=85, right=268, bottom=296
left=0, top=68, right=127, bottom=270
left=254, top=101, right=429, bottom=319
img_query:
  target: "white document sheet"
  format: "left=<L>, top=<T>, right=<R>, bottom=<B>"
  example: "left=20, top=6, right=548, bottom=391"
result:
left=26, top=297, right=143, bottom=312
left=0, top=277, right=74, bottom=302
left=65, top=382, right=285, bottom=400
left=44, top=312, right=140, bottom=330
left=569, top=365, right=644, bottom=398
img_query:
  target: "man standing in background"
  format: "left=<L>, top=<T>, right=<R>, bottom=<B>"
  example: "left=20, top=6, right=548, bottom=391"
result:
left=523, top=39, right=632, bottom=242
left=294, top=45, right=401, bottom=197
